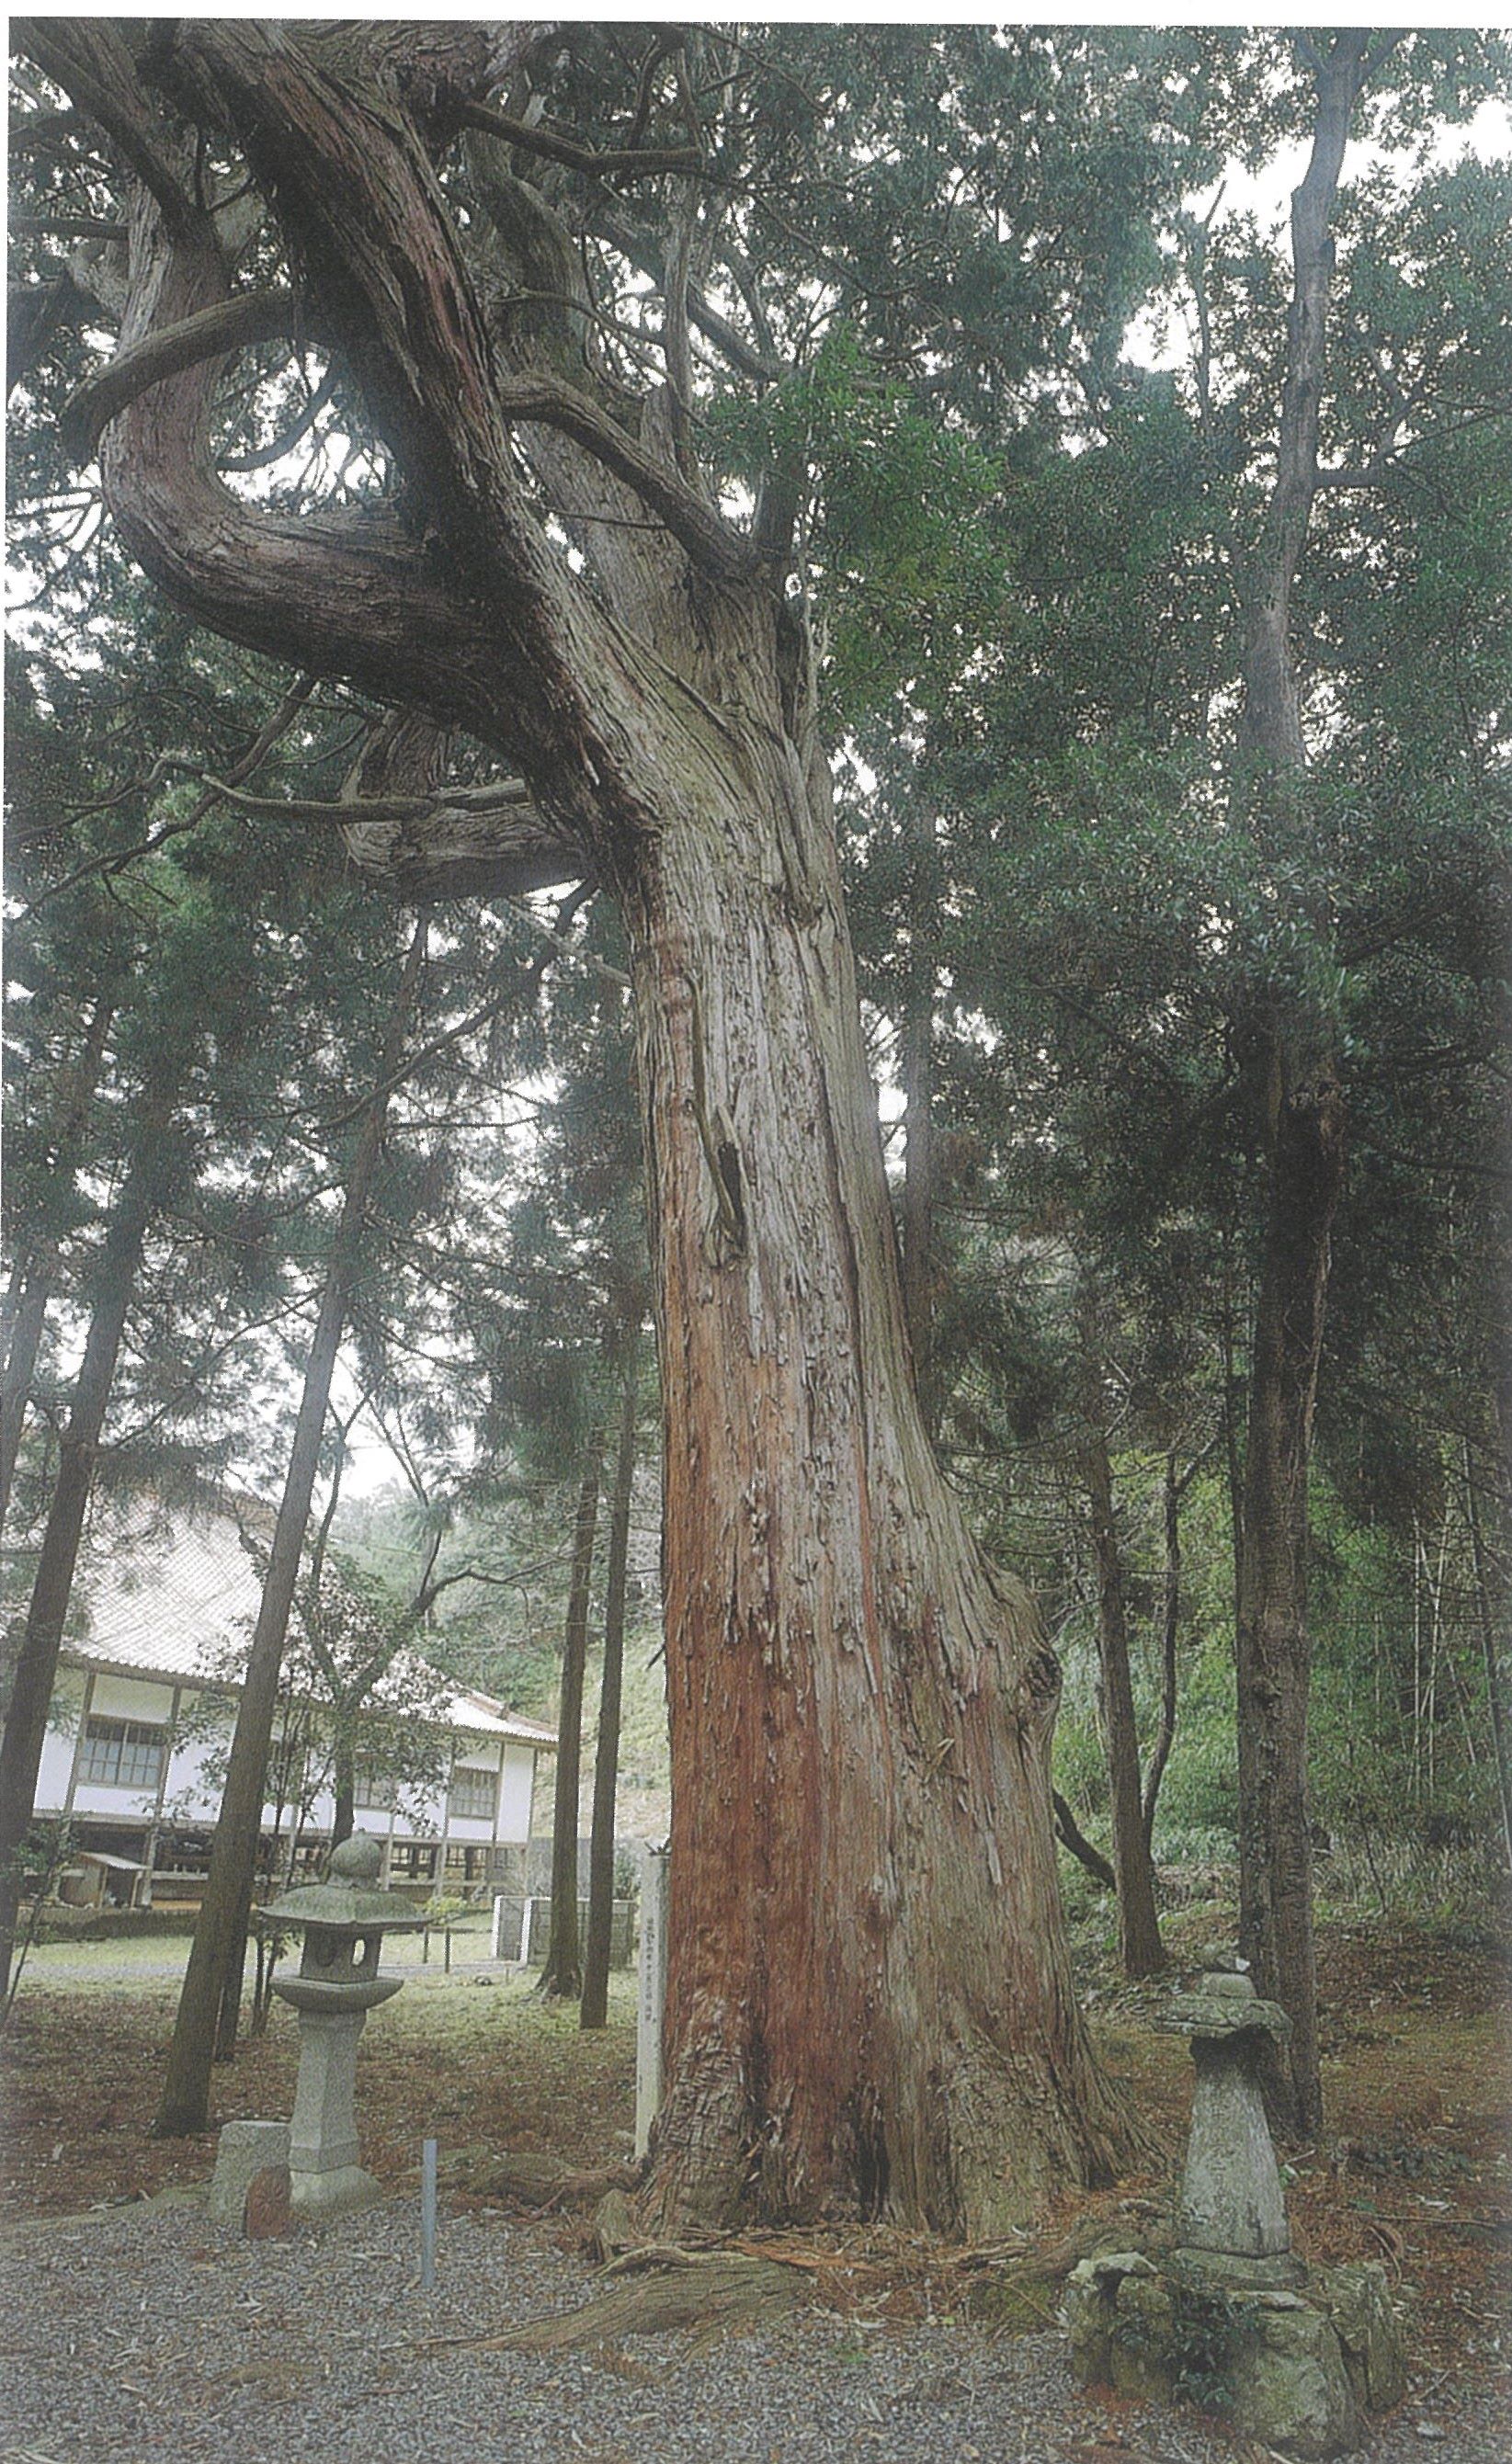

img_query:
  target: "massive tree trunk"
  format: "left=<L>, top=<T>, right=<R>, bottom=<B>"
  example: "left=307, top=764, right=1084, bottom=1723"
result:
left=626, top=687, right=1128, bottom=2230
left=901, top=994, right=941, bottom=1446
left=1230, top=33, right=1368, bottom=2138
left=153, top=919, right=426, bottom=2134
left=30, top=16, right=1137, bottom=2227
left=0, top=1073, right=176, bottom=1997
left=582, top=1346, right=640, bottom=2031
left=900, top=808, right=943, bottom=1443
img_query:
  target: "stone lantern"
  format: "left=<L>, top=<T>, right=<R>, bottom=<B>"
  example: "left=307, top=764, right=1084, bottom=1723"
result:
left=1168, top=1967, right=1304, bottom=2288
left=263, top=1830, right=424, bottom=2218
left=1066, top=1962, right=1408, bottom=2458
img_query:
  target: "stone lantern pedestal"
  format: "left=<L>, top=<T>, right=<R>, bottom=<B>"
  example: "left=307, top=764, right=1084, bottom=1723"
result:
left=263, top=1831, right=424, bottom=2220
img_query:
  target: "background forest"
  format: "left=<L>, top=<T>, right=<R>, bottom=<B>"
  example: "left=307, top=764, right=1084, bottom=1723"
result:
left=3, top=21, right=1508, bottom=2081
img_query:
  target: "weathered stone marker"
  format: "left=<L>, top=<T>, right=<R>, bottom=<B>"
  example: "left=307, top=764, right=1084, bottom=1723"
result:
left=262, top=1830, right=425, bottom=2220
left=209, top=2118, right=290, bottom=2220
left=1066, top=1965, right=1407, bottom=2459
left=243, top=2163, right=293, bottom=2240
left=635, top=1842, right=669, bottom=2160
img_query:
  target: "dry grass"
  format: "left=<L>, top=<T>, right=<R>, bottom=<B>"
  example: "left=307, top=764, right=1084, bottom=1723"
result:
left=0, top=1935, right=637, bottom=2220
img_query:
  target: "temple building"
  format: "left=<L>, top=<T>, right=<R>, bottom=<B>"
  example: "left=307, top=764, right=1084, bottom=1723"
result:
left=20, top=1491, right=555, bottom=1909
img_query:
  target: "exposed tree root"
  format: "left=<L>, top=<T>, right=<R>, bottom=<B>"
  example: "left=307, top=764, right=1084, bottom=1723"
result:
left=494, top=2250, right=804, bottom=2356
left=412, top=2195, right=1183, bottom=2370
left=591, top=2186, right=641, bottom=2262
left=438, top=2144, right=640, bottom=2211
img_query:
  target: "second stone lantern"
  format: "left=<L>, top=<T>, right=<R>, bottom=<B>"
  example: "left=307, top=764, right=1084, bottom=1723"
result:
left=264, top=1829, right=424, bottom=2217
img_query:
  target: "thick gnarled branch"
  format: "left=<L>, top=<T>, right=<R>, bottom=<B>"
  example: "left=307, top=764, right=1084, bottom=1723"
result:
left=455, top=98, right=703, bottom=179
left=15, top=18, right=194, bottom=234
left=62, top=285, right=302, bottom=463
left=493, top=373, right=754, bottom=583
left=205, top=774, right=585, bottom=903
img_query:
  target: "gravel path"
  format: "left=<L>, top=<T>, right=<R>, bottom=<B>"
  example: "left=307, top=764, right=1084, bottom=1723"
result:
left=1, top=2195, right=1506, bottom=2464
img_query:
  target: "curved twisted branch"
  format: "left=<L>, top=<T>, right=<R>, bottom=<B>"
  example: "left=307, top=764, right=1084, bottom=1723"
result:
left=205, top=773, right=585, bottom=902
left=62, top=286, right=303, bottom=464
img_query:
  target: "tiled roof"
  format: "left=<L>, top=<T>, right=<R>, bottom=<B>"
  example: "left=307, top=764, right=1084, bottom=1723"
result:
left=57, top=1490, right=556, bottom=1750
left=63, top=1493, right=259, bottom=1684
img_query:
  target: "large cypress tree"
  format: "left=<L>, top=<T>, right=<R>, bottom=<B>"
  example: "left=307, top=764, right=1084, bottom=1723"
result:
left=11, top=17, right=1180, bottom=2227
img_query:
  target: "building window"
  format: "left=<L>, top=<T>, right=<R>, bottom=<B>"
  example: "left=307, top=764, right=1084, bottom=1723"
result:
left=78, top=1716, right=166, bottom=1790
left=388, top=1841, right=438, bottom=1882
left=443, top=1843, right=491, bottom=1884
left=448, top=1764, right=497, bottom=1822
left=352, top=1763, right=396, bottom=1811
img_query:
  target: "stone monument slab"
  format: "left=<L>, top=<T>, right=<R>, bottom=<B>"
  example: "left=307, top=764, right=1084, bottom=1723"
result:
left=209, top=2118, right=290, bottom=2221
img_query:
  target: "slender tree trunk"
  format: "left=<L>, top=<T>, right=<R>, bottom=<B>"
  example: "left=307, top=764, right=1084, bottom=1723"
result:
left=0, top=994, right=116, bottom=1533
left=1232, top=34, right=1366, bottom=2139
left=1221, top=1226, right=1247, bottom=1637
left=153, top=920, right=426, bottom=2135
left=0, top=1268, right=56, bottom=1533
left=1142, top=1449, right=1184, bottom=1850
left=0, top=1075, right=176, bottom=1997
left=1235, top=1054, right=1344, bottom=2135
left=1463, top=1442, right=1512, bottom=1876
left=330, top=1740, right=357, bottom=1853
left=537, top=1423, right=605, bottom=2001
left=1052, top=1789, right=1118, bottom=1892
left=301, top=1417, right=360, bottom=1857
left=583, top=1346, right=640, bottom=2028
left=1076, top=1311, right=1165, bottom=1978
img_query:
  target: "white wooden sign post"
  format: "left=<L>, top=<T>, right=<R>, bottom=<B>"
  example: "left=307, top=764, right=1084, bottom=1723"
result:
left=634, top=1843, right=670, bottom=2160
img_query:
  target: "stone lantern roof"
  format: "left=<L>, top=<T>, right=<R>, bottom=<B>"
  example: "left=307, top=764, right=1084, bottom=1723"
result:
left=263, top=1830, right=425, bottom=1936
left=1162, top=1968, right=1293, bottom=2047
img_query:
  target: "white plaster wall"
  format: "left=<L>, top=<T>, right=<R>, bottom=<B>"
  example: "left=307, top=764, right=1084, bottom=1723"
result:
left=91, top=1674, right=176, bottom=1722
left=453, top=1743, right=504, bottom=1771
left=499, top=1743, right=536, bottom=1843
left=162, top=1701, right=230, bottom=1822
left=71, top=1781, right=159, bottom=1821
left=165, top=1746, right=219, bottom=1820
left=35, top=1726, right=77, bottom=1816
